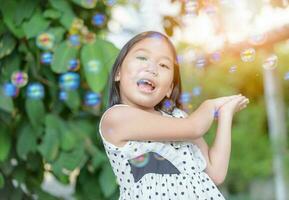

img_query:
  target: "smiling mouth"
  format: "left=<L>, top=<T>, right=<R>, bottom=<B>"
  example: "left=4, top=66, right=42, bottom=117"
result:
left=136, top=79, right=156, bottom=93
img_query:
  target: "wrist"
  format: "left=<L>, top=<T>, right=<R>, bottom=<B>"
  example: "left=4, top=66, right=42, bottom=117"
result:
left=218, top=109, right=233, bottom=119
left=204, top=100, right=218, bottom=120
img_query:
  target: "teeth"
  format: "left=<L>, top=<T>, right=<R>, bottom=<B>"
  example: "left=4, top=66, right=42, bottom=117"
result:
left=137, top=79, right=155, bottom=89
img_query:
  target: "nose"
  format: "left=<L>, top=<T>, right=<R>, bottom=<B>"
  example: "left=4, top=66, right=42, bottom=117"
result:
left=145, top=60, right=158, bottom=76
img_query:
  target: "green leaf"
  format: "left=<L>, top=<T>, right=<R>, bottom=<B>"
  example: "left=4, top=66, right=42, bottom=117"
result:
left=71, top=0, right=97, bottom=9
left=0, top=88, right=14, bottom=114
left=33, top=188, right=60, bottom=200
left=0, top=19, right=7, bottom=35
left=0, top=172, right=4, bottom=189
left=0, top=1, right=25, bottom=38
left=0, top=33, right=17, bottom=59
left=38, top=114, right=60, bottom=162
left=64, top=90, right=80, bottom=112
left=51, top=41, right=79, bottom=73
left=0, top=127, right=11, bottom=162
left=14, top=0, right=38, bottom=26
left=99, top=163, right=118, bottom=197
left=52, top=144, right=87, bottom=175
left=43, top=26, right=66, bottom=46
left=25, top=99, right=45, bottom=129
left=81, top=38, right=119, bottom=93
left=91, top=151, right=107, bottom=170
left=43, top=9, right=62, bottom=20
left=13, top=165, right=26, bottom=183
left=68, top=120, right=95, bottom=138
left=77, top=169, right=103, bottom=199
left=58, top=120, right=77, bottom=151
left=0, top=52, right=20, bottom=80
left=22, top=10, right=50, bottom=39
left=98, top=39, right=119, bottom=73
left=16, top=124, right=37, bottom=160
left=49, top=0, right=75, bottom=29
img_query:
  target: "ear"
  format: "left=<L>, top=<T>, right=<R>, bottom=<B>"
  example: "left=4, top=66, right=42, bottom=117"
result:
left=166, top=83, right=174, bottom=98
left=114, top=70, right=121, bottom=81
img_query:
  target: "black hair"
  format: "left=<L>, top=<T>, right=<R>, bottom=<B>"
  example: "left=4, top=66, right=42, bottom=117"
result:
left=107, top=31, right=183, bottom=114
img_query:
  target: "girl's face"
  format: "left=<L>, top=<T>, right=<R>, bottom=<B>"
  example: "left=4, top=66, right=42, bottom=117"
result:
left=114, top=37, right=175, bottom=111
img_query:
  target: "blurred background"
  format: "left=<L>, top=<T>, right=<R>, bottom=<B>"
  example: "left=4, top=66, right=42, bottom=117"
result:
left=0, top=0, right=289, bottom=199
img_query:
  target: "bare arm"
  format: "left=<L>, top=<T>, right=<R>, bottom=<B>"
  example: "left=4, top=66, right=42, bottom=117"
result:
left=192, top=111, right=233, bottom=186
left=100, top=100, right=216, bottom=143
left=193, top=95, right=248, bottom=185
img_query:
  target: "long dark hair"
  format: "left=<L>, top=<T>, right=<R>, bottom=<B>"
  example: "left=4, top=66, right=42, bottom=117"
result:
left=107, top=31, right=183, bottom=113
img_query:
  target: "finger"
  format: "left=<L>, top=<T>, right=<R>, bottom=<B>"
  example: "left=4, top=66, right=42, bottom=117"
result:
left=239, top=98, right=249, bottom=105
left=239, top=104, right=247, bottom=111
left=228, top=94, right=241, bottom=102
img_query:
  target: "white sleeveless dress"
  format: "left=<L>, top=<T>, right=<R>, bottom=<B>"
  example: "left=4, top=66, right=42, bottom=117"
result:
left=99, top=104, right=226, bottom=200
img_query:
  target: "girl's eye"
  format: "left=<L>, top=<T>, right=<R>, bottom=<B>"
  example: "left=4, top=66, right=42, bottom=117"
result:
left=136, top=56, right=147, bottom=61
left=160, top=63, right=170, bottom=69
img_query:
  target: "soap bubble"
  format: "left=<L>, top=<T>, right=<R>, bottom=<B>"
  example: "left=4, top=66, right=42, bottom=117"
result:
left=26, top=83, right=44, bottom=100
left=240, top=48, right=255, bottom=62
left=11, top=71, right=28, bottom=88
left=262, top=54, right=278, bottom=70
left=36, top=33, right=55, bottom=50
left=2, top=82, right=19, bottom=97
left=59, top=72, right=80, bottom=91
left=84, top=91, right=101, bottom=106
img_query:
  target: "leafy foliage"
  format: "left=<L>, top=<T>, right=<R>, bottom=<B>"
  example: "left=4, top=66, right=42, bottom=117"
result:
left=0, top=0, right=122, bottom=198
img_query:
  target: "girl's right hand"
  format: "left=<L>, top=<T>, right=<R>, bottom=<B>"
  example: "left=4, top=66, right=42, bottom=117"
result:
left=208, top=94, right=243, bottom=111
left=218, top=95, right=249, bottom=117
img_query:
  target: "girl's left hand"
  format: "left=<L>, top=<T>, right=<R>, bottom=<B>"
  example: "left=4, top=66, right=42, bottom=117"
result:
left=217, top=95, right=249, bottom=118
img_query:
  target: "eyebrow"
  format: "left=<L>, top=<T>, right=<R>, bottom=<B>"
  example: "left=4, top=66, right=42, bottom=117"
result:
left=133, top=48, right=173, bottom=63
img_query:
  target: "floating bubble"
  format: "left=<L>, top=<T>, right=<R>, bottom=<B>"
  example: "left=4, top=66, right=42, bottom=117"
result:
left=59, top=72, right=80, bottom=91
left=176, top=55, right=184, bottom=64
left=214, top=109, right=219, bottom=119
left=129, top=153, right=150, bottom=168
left=36, top=33, right=55, bottom=50
left=71, top=18, right=84, bottom=31
left=195, top=56, right=206, bottom=68
left=262, top=54, right=278, bottom=70
left=240, top=48, right=255, bottom=62
left=229, top=65, right=237, bottom=73
left=92, top=13, right=106, bottom=27
left=209, top=51, right=222, bottom=63
left=183, top=48, right=196, bottom=63
left=103, top=0, right=117, bottom=6
left=284, top=72, right=289, bottom=80
left=84, top=91, right=101, bottom=106
left=2, top=83, right=19, bottom=97
left=162, top=98, right=175, bottom=110
left=80, top=26, right=89, bottom=35
left=59, top=90, right=68, bottom=101
left=41, top=52, right=53, bottom=65
left=82, top=32, right=96, bottom=44
left=85, top=60, right=101, bottom=73
left=68, top=34, right=81, bottom=47
left=192, top=86, right=201, bottom=96
left=185, top=1, right=198, bottom=16
left=11, top=71, right=28, bottom=88
left=203, top=5, right=217, bottom=16
left=26, top=83, right=44, bottom=100
left=249, top=33, right=267, bottom=45
left=67, top=59, right=80, bottom=71
left=179, top=92, right=192, bottom=104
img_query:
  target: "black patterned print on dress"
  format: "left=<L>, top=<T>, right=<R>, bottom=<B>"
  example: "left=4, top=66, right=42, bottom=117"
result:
left=128, top=151, right=180, bottom=182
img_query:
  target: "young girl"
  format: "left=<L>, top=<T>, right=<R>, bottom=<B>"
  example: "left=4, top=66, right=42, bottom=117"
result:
left=99, top=31, right=249, bottom=200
